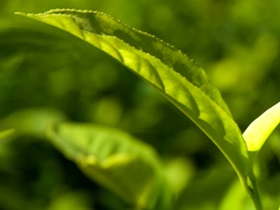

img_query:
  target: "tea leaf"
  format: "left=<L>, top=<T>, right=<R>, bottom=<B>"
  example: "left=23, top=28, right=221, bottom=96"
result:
left=243, top=102, right=280, bottom=152
left=16, top=9, right=250, bottom=182
left=47, top=123, right=173, bottom=210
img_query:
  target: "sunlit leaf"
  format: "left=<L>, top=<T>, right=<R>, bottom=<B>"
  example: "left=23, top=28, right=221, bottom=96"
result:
left=243, top=102, right=280, bottom=152
left=16, top=9, right=251, bottom=186
left=16, top=9, right=268, bottom=208
left=47, top=122, right=173, bottom=210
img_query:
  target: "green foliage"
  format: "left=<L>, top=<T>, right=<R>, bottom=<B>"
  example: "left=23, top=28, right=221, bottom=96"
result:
left=17, top=9, right=269, bottom=209
left=0, top=1, right=280, bottom=210
left=47, top=123, right=172, bottom=210
left=244, top=102, right=280, bottom=152
left=0, top=108, right=66, bottom=138
left=17, top=7, right=250, bottom=183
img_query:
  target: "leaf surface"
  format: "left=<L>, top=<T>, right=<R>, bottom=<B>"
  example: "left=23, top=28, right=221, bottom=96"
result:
left=17, top=9, right=251, bottom=194
left=47, top=123, right=172, bottom=210
left=243, top=102, right=280, bottom=152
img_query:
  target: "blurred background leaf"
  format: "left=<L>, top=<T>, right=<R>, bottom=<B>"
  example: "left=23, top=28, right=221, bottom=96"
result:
left=47, top=122, right=173, bottom=210
left=0, top=0, right=279, bottom=209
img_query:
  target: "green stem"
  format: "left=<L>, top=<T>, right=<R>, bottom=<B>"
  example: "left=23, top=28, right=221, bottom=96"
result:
left=246, top=151, right=263, bottom=210
left=246, top=175, right=263, bottom=210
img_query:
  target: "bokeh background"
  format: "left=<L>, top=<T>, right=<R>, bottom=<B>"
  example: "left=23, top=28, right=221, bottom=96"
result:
left=0, top=0, right=279, bottom=209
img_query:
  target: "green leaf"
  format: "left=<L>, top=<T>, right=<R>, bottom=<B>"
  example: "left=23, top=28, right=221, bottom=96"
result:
left=47, top=123, right=173, bottom=210
left=16, top=8, right=250, bottom=184
left=16, top=9, right=266, bottom=207
left=243, top=102, right=280, bottom=152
